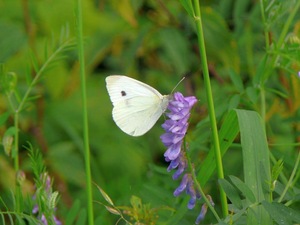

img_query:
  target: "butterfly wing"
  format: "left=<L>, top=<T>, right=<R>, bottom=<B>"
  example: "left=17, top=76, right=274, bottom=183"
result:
left=106, top=75, right=169, bottom=136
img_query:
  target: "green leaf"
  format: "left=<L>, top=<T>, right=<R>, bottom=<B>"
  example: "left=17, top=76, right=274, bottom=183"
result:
left=262, top=201, right=300, bottom=225
left=228, top=69, right=244, bottom=92
left=274, top=182, right=294, bottom=202
left=271, top=159, right=283, bottom=182
left=265, top=87, right=289, bottom=99
left=198, top=110, right=239, bottom=186
left=44, top=39, right=49, bottom=62
left=0, top=112, right=10, bottom=126
left=15, top=215, right=25, bottom=225
left=25, top=63, right=33, bottom=85
left=253, top=54, right=268, bottom=85
left=219, top=178, right=242, bottom=209
left=179, top=0, right=194, bottom=17
left=29, top=50, right=39, bottom=74
left=3, top=126, right=17, bottom=139
left=65, top=199, right=81, bottom=225
left=246, top=86, right=259, bottom=104
left=229, top=175, right=256, bottom=203
left=228, top=94, right=241, bottom=111
left=0, top=214, right=4, bottom=225
left=235, top=109, right=272, bottom=224
left=8, top=214, right=13, bottom=225
left=198, top=110, right=272, bottom=224
left=216, top=221, right=228, bottom=225
left=75, top=208, right=87, bottom=225
left=223, top=206, right=248, bottom=224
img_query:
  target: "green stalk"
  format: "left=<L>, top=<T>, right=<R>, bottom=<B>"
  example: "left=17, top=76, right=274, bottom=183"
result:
left=276, top=0, right=300, bottom=50
left=185, top=143, right=221, bottom=222
left=259, top=0, right=270, bottom=51
left=75, top=0, right=94, bottom=224
left=11, top=29, right=71, bottom=214
left=14, top=112, right=20, bottom=213
left=260, top=87, right=266, bottom=126
left=278, top=151, right=300, bottom=203
left=11, top=38, right=73, bottom=212
left=261, top=0, right=300, bottom=82
left=17, top=42, right=71, bottom=113
left=192, top=0, right=228, bottom=217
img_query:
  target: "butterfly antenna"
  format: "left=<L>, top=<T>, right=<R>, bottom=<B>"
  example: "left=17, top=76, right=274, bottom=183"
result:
left=171, top=77, right=185, bottom=93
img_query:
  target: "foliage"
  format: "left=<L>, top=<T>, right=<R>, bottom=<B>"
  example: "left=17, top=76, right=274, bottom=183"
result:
left=0, top=0, right=299, bottom=224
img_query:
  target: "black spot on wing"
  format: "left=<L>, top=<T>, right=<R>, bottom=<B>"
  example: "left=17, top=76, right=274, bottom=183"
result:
left=121, top=90, right=126, bottom=96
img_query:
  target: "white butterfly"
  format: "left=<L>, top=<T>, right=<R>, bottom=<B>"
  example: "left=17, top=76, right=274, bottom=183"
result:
left=106, top=75, right=170, bottom=136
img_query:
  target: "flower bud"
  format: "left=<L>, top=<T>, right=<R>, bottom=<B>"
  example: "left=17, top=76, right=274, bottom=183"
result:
left=3, top=135, right=13, bottom=156
left=16, top=170, right=26, bottom=186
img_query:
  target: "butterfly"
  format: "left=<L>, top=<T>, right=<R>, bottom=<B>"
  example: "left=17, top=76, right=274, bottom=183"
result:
left=106, top=75, right=170, bottom=136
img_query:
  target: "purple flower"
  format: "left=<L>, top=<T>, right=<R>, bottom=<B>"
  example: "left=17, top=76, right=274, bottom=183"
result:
left=173, top=173, right=189, bottom=196
left=196, top=204, right=207, bottom=224
left=161, top=92, right=197, bottom=163
left=162, top=92, right=212, bottom=223
left=173, top=173, right=201, bottom=209
left=32, top=173, right=61, bottom=225
left=196, top=196, right=214, bottom=224
left=168, top=152, right=187, bottom=180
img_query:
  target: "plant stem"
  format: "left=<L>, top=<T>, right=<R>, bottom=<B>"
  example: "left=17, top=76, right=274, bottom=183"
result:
left=11, top=37, right=73, bottom=214
left=185, top=144, right=221, bottom=222
left=261, top=0, right=300, bottom=82
left=17, top=40, right=72, bottom=114
left=75, top=0, right=94, bottom=224
left=192, top=0, right=228, bottom=217
left=276, top=1, right=300, bottom=50
left=14, top=111, right=20, bottom=213
left=259, top=0, right=300, bottom=122
left=260, top=87, right=266, bottom=124
left=278, top=151, right=300, bottom=203
left=259, top=0, right=270, bottom=51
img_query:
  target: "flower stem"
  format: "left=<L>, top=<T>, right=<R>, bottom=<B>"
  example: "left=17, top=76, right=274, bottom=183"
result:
left=11, top=38, right=73, bottom=211
left=185, top=142, right=221, bottom=222
left=75, top=0, right=94, bottom=224
left=192, top=0, right=228, bottom=217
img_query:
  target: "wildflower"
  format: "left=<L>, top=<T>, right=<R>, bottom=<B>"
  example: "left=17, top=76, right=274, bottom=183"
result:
left=161, top=92, right=212, bottom=223
left=168, top=152, right=187, bottom=180
left=196, top=204, right=207, bottom=224
left=173, top=173, right=201, bottom=209
left=161, top=92, right=197, bottom=163
left=32, top=173, right=62, bottom=225
left=195, top=196, right=214, bottom=224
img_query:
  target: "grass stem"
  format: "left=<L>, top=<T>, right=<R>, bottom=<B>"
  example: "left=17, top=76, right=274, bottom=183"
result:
left=75, top=0, right=94, bottom=224
left=192, top=0, right=228, bottom=217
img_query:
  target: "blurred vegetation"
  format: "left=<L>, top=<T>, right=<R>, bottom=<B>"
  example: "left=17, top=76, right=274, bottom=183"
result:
left=0, top=0, right=299, bottom=224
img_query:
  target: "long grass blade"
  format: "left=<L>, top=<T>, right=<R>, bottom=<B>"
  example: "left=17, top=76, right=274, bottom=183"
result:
left=235, top=109, right=272, bottom=225
left=198, top=110, right=239, bottom=186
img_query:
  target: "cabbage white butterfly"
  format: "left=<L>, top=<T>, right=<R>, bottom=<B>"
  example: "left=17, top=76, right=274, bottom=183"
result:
left=106, top=75, right=170, bottom=136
